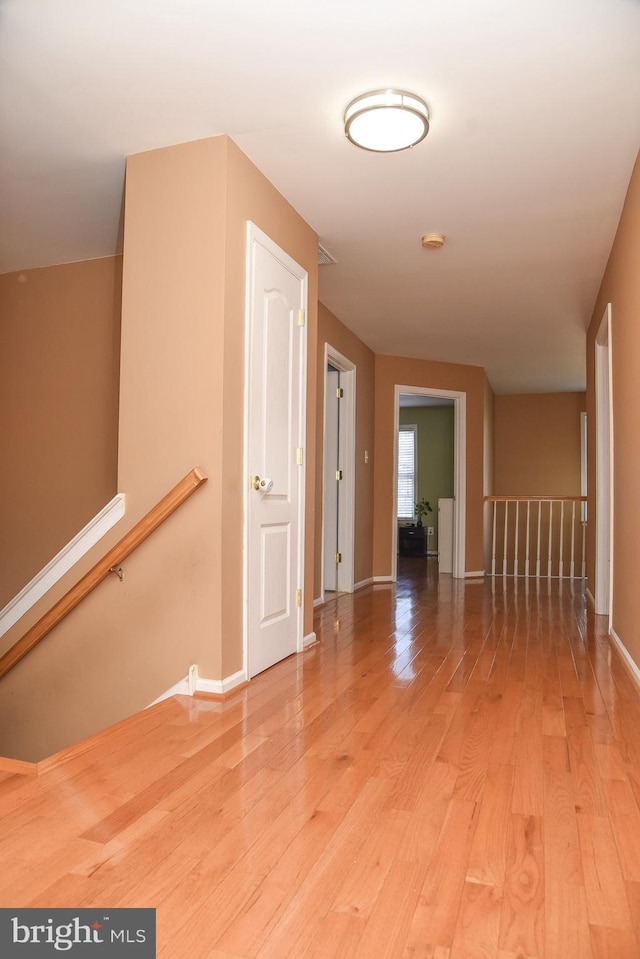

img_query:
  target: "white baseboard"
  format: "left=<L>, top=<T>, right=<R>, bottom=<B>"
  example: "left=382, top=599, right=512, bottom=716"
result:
left=465, top=570, right=485, bottom=578
left=303, top=631, right=317, bottom=648
left=148, top=675, right=192, bottom=705
left=313, top=580, right=373, bottom=604
left=0, top=493, right=125, bottom=639
left=197, top=668, right=248, bottom=697
left=609, top=628, right=640, bottom=691
left=147, top=664, right=248, bottom=707
left=354, top=577, right=374, bottom=591
left=373, top=575, right=394, bottom=584
left=586, top=588, right=595, bottom=609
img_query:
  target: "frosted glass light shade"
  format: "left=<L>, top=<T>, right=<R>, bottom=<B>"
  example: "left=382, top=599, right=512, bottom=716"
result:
left=344, top=90, right=429, bottom=152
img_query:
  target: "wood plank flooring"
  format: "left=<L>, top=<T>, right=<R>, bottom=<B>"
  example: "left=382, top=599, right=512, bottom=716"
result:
left=2, top=559, right=640, bottom=957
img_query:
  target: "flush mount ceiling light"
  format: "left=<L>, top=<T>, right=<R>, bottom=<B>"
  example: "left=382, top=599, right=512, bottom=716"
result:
left=344, top=89, right=429, bottom=153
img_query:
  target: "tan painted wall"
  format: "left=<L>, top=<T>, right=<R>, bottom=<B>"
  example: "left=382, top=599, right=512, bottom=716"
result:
left=586, top=152, right=640, bottom=666
left=373, top=355, right=486, bottom=576
left=494, top=392, right=586, bottom=495
left=0, top=136, right=318, bottom=761
left=491, top=392, right=586, bottom=577
left=115, top=136, right=228, bottom=682
left=315, top=303, right=375, bottom=599
left=0, top=258, right=121, bottom=607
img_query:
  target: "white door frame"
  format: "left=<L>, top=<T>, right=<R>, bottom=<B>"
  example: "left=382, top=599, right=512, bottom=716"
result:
left=321, top=344, right=356, bottom=599
left=595, top=303, right=613, bottom=624
left=393, top=385, right=466, bottom=579
left=322, top=368, right=341, bottom=594
left=242, top=222, right=308, bottom=677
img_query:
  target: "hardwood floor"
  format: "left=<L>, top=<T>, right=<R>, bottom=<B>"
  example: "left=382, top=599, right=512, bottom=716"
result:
left=2, top=559, right=640, bottom=957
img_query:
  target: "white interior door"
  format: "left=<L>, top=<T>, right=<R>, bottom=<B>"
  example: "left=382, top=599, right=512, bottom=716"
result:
left=245, top=224, right=307, bottom=678
left=322, top=345, right=356, bottom=596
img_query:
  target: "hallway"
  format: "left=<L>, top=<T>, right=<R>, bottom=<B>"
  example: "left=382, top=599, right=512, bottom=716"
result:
left=2, top=566, right=640, bottom=957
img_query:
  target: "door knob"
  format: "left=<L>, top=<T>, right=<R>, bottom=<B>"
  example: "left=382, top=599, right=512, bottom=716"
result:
left=251, top=475, right=273, bottom=493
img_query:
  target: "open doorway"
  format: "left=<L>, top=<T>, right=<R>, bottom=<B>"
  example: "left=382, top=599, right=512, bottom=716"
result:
left=393, top=385, right=467, bottom=580
left=398, top=392, right=454, bottom=564
left=321, top=345, right=356, bottom=599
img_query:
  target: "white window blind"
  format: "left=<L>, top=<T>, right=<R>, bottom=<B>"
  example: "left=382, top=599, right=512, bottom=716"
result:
left=398, top=425, right=417, bottom=519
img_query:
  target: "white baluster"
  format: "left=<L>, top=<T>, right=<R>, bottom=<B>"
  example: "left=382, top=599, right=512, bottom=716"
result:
left=491, top=500, right=497, bottom=576
left=570, top=501, right=576, bottom=579
left=503, top=500, right=509, bottom=576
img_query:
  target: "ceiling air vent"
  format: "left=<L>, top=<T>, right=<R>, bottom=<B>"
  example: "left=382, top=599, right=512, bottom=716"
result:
left=318, top=243, right=337, bottom=265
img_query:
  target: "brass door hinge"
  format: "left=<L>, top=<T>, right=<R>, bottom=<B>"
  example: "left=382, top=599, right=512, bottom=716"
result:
left=296, top=589, right=302, bottom=608
left=296, top=447, right=304, bottom=465
left=335, top=552, right=342, bottom=564
left=336, top=387, right=344, bottom=398
left=297, top=309, right=305, bottom=327
left=336, top=470, right=343, bottom=481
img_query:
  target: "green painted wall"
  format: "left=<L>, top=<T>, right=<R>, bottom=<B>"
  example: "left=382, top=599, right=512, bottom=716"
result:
left=399, top=404, right=454, bottom=551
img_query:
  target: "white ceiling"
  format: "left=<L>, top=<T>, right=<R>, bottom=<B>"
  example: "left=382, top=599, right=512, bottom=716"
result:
left=2, top=0, right=639, bottom=393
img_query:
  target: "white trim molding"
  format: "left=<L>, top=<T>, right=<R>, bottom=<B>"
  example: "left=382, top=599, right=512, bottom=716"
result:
left=303, top=631, right=317, bottom=647
left=197, top=668, right=248, bottom=697
left=595, top=303, right=614, bottom=622
left=354, top=577, right=374, bottom=591
left=147, top=675, right=192, bottom=705
left=0, top=493, right=125, bottom=639
left=314, top=579, right=375, bottom=604
left=147, top=665, right=248, bottom=707
left=610, top=628, right=640, bottom=691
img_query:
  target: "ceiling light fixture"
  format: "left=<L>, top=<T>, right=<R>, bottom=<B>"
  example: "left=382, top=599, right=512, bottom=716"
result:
left=344, top=89, right=429, bottom=153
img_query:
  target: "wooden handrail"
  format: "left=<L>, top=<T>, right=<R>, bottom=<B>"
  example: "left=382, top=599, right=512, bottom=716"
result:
left=485, top=495, right=587, bottom=502
left=0, top=467, right=208, bottom=682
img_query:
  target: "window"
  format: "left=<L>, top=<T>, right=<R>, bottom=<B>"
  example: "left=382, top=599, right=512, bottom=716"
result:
left=397, top=425, right=417, bottom=519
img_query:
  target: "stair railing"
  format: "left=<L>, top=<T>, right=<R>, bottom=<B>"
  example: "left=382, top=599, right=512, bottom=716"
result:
left=0, top=467, right=207, bottom=681
left=485, top=495, right=587, bottom=579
